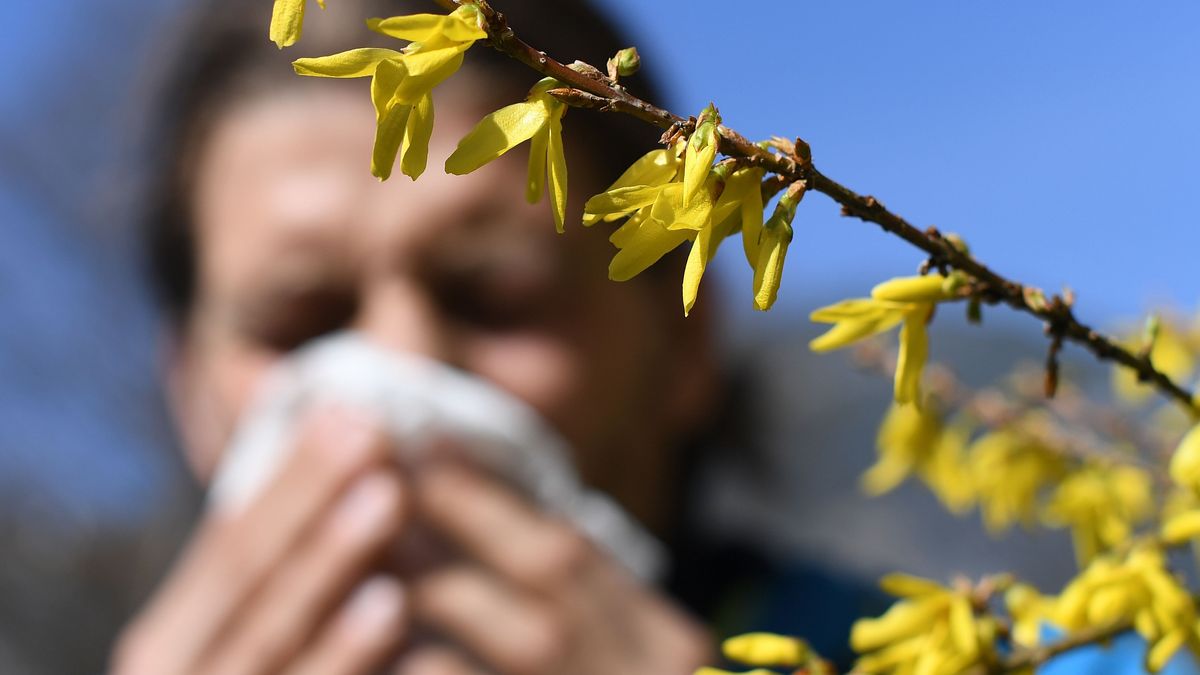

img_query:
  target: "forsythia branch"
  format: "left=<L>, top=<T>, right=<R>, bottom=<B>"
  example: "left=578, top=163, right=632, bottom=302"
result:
left=442, top=0, right=1199, bottom=416
left=998, top=621, right=1130, bottom=673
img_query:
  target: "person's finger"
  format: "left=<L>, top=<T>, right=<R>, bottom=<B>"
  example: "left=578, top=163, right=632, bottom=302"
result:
left=412, top=565, right=564, bottom=675
left=118, top=408, right=389, bottom=674
left=413, top=462, right=597, bottom=594
left=391, top=645, right=487, bottom=675
left=285, top=576, right=408, bottom=675
left=201, top=470, right=406, bottom=675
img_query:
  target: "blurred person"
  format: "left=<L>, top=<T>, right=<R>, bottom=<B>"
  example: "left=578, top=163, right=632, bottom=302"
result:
left=111, top=1, right=883, bottom=673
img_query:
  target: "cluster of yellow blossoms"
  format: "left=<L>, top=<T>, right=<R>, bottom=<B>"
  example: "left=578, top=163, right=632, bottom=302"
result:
left=851, top=575, right=998, bottom=675
left=1009, top=545, right=1200, bottom=672
left=868, top=398, right=1156, bottom=567
left=583, top=104, right=799, bottom=315
left=271, top=0, right=801, bottom=315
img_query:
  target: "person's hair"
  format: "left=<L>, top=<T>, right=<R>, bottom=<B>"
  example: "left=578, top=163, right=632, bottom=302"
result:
left=141, top=0, right=666, bottom=324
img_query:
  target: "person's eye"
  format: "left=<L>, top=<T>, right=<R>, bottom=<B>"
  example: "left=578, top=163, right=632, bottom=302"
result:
left=241, top=285, right=359, bottom=351
left=434, top=272, right=554, bottom=331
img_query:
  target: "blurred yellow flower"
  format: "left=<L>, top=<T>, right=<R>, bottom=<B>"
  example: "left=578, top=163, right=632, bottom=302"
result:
left=1051, top=546, right=1200, bottom=672
left=721, top=632, right=809, bottom=667
left=445, top=78, right=569, bottom=231
left=1041, top=462, right=1153, bottom=565
left=291, top=4, right=487, bottom=180
left=968, top=424, right=1066, bottom=533
left=1170, top=423, right=1200, bottom=495
left=851, top=573, right=995, bottom=675
left=1005, top=582, right=1056, bottom=647
left=810, top=275, right=957, bottom=405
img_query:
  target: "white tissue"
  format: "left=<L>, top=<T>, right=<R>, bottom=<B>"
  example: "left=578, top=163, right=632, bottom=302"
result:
left=207, top=332, right=666, bottom=581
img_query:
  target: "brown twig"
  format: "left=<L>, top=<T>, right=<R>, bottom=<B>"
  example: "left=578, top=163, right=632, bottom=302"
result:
left=997, top=621, right=1129, bottom=673
left=439, top=0, right=1197, bottom=416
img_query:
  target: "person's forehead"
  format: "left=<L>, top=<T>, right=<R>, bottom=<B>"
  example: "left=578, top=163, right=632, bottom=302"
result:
left=190, top=85, right=608, bottom=296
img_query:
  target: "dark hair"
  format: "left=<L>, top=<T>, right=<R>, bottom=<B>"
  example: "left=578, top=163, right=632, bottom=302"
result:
left=141, top=0, right=666, bottom=323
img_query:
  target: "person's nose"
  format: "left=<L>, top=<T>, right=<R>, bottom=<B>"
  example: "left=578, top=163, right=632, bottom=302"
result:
left=354, top=278, right=460, bottom=366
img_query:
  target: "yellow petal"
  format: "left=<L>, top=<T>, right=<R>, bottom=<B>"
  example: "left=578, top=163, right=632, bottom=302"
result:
left=872, top=275, right=953, bottom=303
left=1162, top=509, right=1200, bottom=544
left=949, top=596, right=978, bottom=661
left=894, top=308, right=930, bottom=405
left=751, top=223, right=791, bottom=311
left=400, top=92, right=434, bottom=180
left=812, top=298, right=892, bottom=323
left=879, top=574, right=945, bottom=599
left=1170, top=424, right=1200, bottom=493
left=1147, top=628, right=1187, bottom=672
left=367, top=10, right=486, bottom=44
left=609, top=215, right=691, bottom=282
left=851, top=598, right=945, bottom=652
left=393, top=45, right=466, bottom=103
left=526, top=126, right=548, bottom=204
left=584, top=185, right=664, bottom=218
left=371, top=100, right=413, bottom=181
left=682, top=225, right=714, bottom=316
left=739, top=174, right=766, bottom=267
left=269, top=0, right=306, bottom=48
left=547, top=113, right=567, bottom=233
left=607, top=147, right=681, bottom=190
left=810, top=308, right=906, bottom=352
left=584, top=146, right=682, bottom=226
left=445, top=100, right=551, bottom=175
left=371, top=58, right=406, bottom=118
left=292, top=48, right=403, bottom=78
left=721, top=633, right=808, bottom=667
left=683, top=126, right=717, bottom=206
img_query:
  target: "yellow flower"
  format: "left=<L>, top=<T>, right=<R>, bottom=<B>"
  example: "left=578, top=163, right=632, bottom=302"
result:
left=1041, top=462, right=1153, bottom=565
left=851, top=574, right=994, bottom=675
left=810, top=275, right=956, bottom=405
left=582, top=142, right=683, bottom=226
left=585, top=144, right=766, bottom=315
left=967, top=424, right=1066, bottom=533
left=269, top=0, right=324, bottom=49
left=721, top=633, right=809, bottom=667
left=746, top=181, right=801, bottom=312
left=445, top=78, right=569, bottom=231
left=682, top=166, right=765, bottom=315
left=1051, top=546, right=1200, bottom=673
left=865, top=402, right=943, bottom=495
left=291, top=5, right=486, bottom=180
left=1170, top=423, right=1200, bottom=495
left=1006, top=583, right=1055, bottom=647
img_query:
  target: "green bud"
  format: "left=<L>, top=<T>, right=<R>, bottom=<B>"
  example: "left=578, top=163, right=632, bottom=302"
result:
left=777, top=180, right=807, bottom=213
left=608, top=47, right=641, bottom=78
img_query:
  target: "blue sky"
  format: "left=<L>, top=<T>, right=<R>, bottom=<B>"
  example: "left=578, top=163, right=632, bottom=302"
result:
left=601, top=1, right=1200, bottom=324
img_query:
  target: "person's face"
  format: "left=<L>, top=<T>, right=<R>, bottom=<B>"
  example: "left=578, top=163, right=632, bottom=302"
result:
left=173, top=79, right=715, bottom=520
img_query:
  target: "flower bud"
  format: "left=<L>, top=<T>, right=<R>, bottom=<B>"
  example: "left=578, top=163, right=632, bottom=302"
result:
left=608, top=47, right=641, bottom=77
